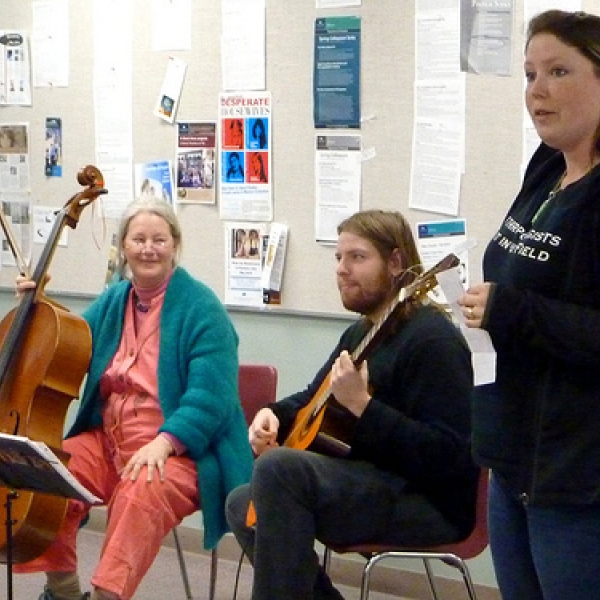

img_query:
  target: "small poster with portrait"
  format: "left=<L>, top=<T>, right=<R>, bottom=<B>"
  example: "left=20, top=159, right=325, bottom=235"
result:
left=176, top=121, right=216, bottom=205
left=44, top=117, right=62, bottom=178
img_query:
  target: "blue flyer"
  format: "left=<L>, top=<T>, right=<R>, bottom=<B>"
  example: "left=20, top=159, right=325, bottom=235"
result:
left=313, top=16, right=361, bottom=128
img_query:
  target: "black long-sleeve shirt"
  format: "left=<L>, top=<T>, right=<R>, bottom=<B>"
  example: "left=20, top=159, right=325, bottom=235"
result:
left=475, top=142, right=600, bottom=506
left=271, top=304, right=478, bottom=536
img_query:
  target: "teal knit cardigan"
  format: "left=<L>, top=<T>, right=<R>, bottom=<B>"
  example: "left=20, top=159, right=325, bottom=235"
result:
left=66, top=267, right=253, bottom=549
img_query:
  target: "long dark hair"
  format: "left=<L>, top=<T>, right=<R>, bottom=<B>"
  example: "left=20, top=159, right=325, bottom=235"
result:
left=252, top=119, right=267, bottom=148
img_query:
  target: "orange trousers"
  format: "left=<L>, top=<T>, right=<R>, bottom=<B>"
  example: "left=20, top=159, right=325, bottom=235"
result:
left=14, top=429, right=199, bottom=600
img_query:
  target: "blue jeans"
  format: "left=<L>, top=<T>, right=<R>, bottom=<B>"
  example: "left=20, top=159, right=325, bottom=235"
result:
left=489, top=472, right=600, bottom=600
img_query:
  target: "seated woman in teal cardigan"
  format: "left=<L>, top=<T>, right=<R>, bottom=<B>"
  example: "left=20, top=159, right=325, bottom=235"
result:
left=15, top=197, right=253, bottom=600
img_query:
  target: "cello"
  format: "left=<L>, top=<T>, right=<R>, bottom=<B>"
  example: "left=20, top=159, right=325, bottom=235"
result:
left=0, top=165, right=106, bottom=563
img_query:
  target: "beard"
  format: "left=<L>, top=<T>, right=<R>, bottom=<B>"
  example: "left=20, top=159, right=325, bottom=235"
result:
left=339, top=271, right=395, bottom=317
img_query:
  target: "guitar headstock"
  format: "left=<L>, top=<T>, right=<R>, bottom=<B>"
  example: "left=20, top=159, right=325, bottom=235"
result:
left=399, top=253, right=460, bottom=303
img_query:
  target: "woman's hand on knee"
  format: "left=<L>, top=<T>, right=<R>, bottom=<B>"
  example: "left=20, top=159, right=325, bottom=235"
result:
left=122, top=436, right=173, bottom=482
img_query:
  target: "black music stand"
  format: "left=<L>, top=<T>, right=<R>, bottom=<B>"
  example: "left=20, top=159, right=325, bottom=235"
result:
left=0, top=433, right=100, bottom=600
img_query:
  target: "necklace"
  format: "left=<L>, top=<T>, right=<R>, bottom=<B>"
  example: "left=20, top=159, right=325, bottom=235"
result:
left=133, top=292, right=149, bottom=313
left=532, top=170, right=566, bottom=225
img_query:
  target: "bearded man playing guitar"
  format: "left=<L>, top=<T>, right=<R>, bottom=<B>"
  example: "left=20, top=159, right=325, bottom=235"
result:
left=226, top=210, right=478, bottom=600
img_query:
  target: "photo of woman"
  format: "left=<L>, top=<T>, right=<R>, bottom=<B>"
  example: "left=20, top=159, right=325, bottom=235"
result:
left=246, top=152, right=268, bottom=183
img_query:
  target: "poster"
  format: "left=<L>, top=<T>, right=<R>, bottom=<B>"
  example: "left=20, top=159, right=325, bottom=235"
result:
left=219, top=91, right=272, bottom=221
left=133, top=160, right=174, bottom=205
left=460, top=0, right=513, bottom=76
left=45, top=117, right=62, bottom=177
left=176, top=121, right=216, bottom=204
left=225, top=221, right=268, bottom=305
left=313, top=17, right=361, bottom=128
left=0, top=31, right=32, bottom=106
left=0, top=123, right=30, bottom=192
left=315, top=134, right=361, bottom=243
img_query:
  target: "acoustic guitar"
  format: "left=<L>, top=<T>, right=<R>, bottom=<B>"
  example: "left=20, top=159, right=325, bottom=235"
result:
left=283, top=252, right=460, bottom=458
left=246, top=252, right=460, bottom=527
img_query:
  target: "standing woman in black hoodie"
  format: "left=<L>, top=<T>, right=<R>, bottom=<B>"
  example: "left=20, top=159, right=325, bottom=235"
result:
left=460, top=10, right=600, bottom=600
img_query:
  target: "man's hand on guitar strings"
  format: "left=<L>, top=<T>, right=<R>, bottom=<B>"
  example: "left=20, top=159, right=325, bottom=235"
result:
left=330, top=350, right=371, bottom=418
left=249, top=407, right=280, bottom=456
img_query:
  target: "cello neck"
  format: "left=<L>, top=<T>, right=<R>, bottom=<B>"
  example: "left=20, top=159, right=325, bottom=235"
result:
left=0, top=211, right=63, bottom=391
left=0, top=165, right=107, bottom=391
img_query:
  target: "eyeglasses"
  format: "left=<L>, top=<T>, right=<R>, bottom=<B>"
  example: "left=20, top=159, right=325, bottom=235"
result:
left=125, top=238, right=171, bottom=252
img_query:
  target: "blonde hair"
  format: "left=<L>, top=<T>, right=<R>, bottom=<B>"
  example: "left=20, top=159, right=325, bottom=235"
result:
left=116, top=197, right=182, bottom=279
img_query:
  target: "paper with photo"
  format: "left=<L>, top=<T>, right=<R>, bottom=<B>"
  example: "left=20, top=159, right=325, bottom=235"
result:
left=0, top=123, right=30, bottom=193
left=134, top=160, right=174, bottom=205
left=45, top=117, right=62, bottom=177
left=176, top=122, right=216, bottom=204
left=0, top=31, right=32, bottom=105
left=219, top=91, right=272, bottom=221
left=154, top=56, right=186, bottom=124
left=225, top=222, right=267, bottom=305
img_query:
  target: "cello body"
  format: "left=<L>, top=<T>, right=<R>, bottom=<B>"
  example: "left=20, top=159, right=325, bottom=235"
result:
left=0, top=165, right=106, bottom=563
left=0, top=301, right=92, bottom=562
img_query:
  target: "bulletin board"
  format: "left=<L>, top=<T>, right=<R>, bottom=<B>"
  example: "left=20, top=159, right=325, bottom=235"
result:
left=0, top=0, right=581, bottom=315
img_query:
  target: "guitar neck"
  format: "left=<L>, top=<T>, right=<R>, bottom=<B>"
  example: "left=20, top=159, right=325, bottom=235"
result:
left=306, top=253, right=460, bottom=421
left=351, top=253, right=460, bottom=365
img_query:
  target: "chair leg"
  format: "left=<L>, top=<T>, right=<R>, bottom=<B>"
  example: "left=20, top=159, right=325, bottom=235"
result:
left=322, top=546, right=332, bottom=572
left=209, top=547, right=218, bottom=600
left=454, top=560, right=478, bottom=600
left=423, top=558, right=441, bottom=600
left=359, top=555, right=381, bottom=600
left=172, top=527, right=193, bottom=600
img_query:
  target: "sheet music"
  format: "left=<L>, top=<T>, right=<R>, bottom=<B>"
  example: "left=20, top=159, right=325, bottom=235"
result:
left=0, top=432, right=101, bottom=504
